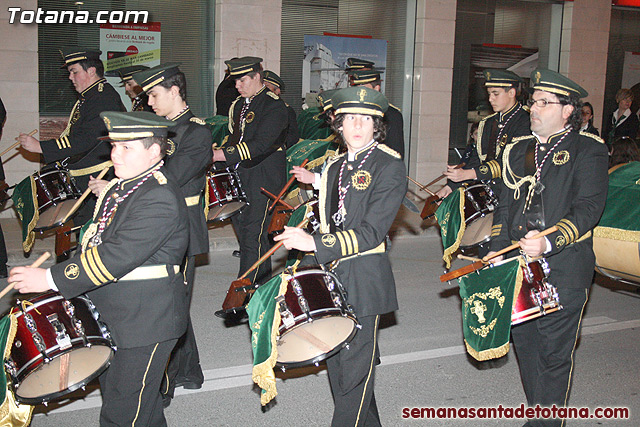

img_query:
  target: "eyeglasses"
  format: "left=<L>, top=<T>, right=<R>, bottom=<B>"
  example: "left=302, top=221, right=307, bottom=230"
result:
left=527, top=99, right=564, bottom=108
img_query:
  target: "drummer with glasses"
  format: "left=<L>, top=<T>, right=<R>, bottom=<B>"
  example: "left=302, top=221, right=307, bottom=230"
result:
left=275, top=87, right=406, bottom=426
left=10, top=111, right=190, bottom=427
left=17, top=47, right=125, bottom=226
left=487, top=69, right=608, bottom=427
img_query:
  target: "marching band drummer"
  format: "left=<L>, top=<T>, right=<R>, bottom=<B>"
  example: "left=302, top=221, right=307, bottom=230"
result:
left=488, top=70, right=608, bottom=427
left=275, top=87, right=406, bottom=426
left=213, top=57, right=289, bottom=287
left=436, top=69, right=530, bottom=199
left=9, top=111, right=190, bottom=427
left=104, top=65, right=152, bottom=112
left=17, top=47, right=126, bottom=226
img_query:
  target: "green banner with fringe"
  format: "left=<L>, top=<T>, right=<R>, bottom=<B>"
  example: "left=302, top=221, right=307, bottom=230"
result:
left=247, top=271, right=289, bottom=406
left=297, top=107, right=332, bottom=141
left=11, top=176, right=38, bottom=252
left=435, top=187, right=465, bottom=268
left=458, top=257, right=523, bottom=361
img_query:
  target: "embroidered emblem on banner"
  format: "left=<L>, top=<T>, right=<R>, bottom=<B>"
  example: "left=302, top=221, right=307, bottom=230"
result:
left=65, top=263, right=80, bottom=280
left=246, top=111, right=255, bottom=123
left=352, top=170, right=371, bottom=190
left=322, top=234, right=336, bottom=247
left=553, top=150, right=570, bottom=165
left=555, top=235, right=566, bottom=247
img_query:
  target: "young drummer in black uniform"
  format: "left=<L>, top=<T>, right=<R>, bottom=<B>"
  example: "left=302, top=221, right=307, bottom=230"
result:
left=17, top=47, right=126, bottom=226
left=275, top=87, right=406, bottom=426
left=263, top=70, right=300, bottom=150
left=437, top=69, right=530, bottom=199
left=10, top=111, right=190, bottom=427
left=105, top=65, right=152, bottom=112
left=349, top=68, right=405, bottom=159
left=489, top=70, right=608, bottom=427
left=213, top=57, right=288, bottom=285
left=133, top=63, right=212, bottom=401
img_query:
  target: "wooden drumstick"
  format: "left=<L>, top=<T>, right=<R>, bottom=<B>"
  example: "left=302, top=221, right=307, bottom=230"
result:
left=221, top=216, right=310, bottom=311
left=269, top=158, right=309, bottom=211
left=0, top=252, right=52, bottom=300
left=440, top=226, right=558, bottom=282
left=419, top=163, right=467, bottom=193
left=482, top=226, right=558, bottom=262
left=261, top=187, right=295, bottom=210
left=406, top=176, right=436, bottom=196
left=1, top=129, right=38, bottom=157
left=59, top=166, right=111, bottom=224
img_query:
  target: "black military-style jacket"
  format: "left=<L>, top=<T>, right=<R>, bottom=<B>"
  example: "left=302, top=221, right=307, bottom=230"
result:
left=166, top=108, right=212, bottom=257
left=224, top=85, right=288, bottom=194
left=131, top=93, right=152, bottom=112
left=313, top=143, right=406, bottom=317
left=41, top=78, right=125, bottom=182
left=51, top=163, right=190, bottom=348
left=490, top=129, right=609, bottom=288
left=284, top=103, right=300, bottom=149
left=449, top=103, right=529, bottom=191
left=384, top=104, right=405, bottom=159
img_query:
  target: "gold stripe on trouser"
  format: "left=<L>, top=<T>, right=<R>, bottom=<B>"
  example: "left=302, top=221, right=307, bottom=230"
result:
left=251, top=201, right=271, bottom=283
left=560, top=289, right=589, bottom=427
left=132, top=343, right=159, bottom=427
left=355, top=315, right=379, bottom=427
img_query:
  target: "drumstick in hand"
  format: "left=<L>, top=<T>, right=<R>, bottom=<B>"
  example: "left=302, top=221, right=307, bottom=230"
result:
left=482, top=226, right=558, bottom=262
left=60, top=165, right=111, bottom=224
left=406, top=176, right=436, bottom=196
left=0, top=129, right=38, bottom=158
left=0, top=252, right=51, bottom=300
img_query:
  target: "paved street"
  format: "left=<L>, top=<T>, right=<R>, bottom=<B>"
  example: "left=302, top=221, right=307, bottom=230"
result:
left=0, top=212, right=638, bottom=426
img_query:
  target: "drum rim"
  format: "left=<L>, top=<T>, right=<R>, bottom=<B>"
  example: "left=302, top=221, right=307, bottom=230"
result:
left=13, top=346, right=114, bottom=405
left=207, top=203, right=246, bottom=222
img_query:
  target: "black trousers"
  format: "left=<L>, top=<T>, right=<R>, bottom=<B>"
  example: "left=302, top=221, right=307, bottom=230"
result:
left=326, top=315, right=381, bottom=427
left=231, top=186, right=272, bottom=284
left=0, top=223, right=7, bottom=274
left=99, top=339, right=177, bottom=427
left=163, top=257, right=204, bottom=397
left=511, top=287, right=589, bottom=427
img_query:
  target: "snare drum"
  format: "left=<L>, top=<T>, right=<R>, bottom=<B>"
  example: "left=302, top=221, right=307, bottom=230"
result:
left=276, top=265, right=358, bottom=368
left=207, top=167, right=248, bottom=222
left=511, top=259, right=562, bottom=325
left=459, top=182, right=498, bottom=249
left=33, top=166, right=82, bottom=231
left=5, top=291, right=115, bottom=404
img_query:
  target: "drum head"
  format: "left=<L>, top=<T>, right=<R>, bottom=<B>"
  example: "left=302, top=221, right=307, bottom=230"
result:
left=460, top=212, right=493, bottom=248
left=276, top=314, right=357, bottom=367
left=35, top=199, right=78, bottom=231
left=207, top=201, right=246, bottom=222
left=15, top=345, right=113, bottom=404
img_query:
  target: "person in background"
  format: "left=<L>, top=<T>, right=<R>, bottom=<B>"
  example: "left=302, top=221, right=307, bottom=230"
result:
left=609, top=135, right=640, bottom=168
left=263, top=70, right=300, bottom=149
left=579, top=101, right=599, bottom=136
left=105, top=65, right=152, bottom=112
left=603, top=88, right=639, bottom=146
